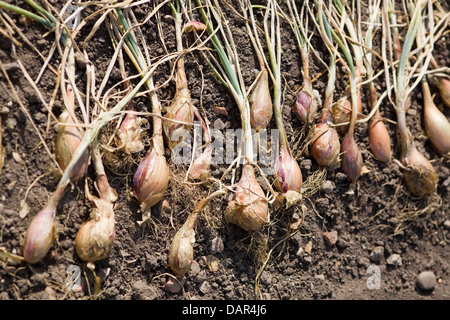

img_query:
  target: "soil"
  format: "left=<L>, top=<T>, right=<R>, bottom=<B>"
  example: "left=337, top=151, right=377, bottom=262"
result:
left=0, top=0, right=449, bottom=301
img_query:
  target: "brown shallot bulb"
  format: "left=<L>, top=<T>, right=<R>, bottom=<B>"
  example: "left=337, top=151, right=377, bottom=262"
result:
left=249, top=69, right=273, bottom=131
left=164, top=59, right=194, bottom=151
left=117, top=102, right=145, bottom=154
left=368, top=112, right=392, bottom=163
left=75, top=143, right=117, bottom=263
left=75, top=196, right=115, bottom=263
left=225, top=165, right=269, bottom=232
left=422, top=79, right=450, bottom=155
left=55, top=110, right=89, bottom=182
left=310, top=112, right=341, bottom=169
left=401, top=144, right=438, bottom=197
left=168, top=211, right=197, bottom=278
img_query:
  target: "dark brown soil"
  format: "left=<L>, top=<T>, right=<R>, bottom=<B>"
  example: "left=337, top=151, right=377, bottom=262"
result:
left=0, top=0, right=449, bottom=301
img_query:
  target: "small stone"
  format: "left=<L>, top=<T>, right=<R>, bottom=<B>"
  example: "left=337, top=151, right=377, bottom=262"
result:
left=443, top=220, right=450, bottom=230
left=214, top=119, right=226, bottom=130
left=259, top=271, right=272, bottom=286
left=416, top=271, right=437, bottom=291
left=210, top=236, right=224, bottom=254
left=316, top=198, right=330, bottom=210
left=301, top=159, right=312, bottom=170
left=304, top=241, right=313, bottom=255
left=162, top=277, right=185, bottom=294
left=386, top=254, right=402, bottom=267
left=198, top=281, right=212, bottom=294
left=323, top=230, right=338, bottom=246
left=370, top=246, right=385, bottom=263
left=322, top=180, right=334, bottom=194
left=202, top=255, right=220, bottom=272
left=161, top=200, right=171, bottom=213
left=189, top=260, right=201, bottom=275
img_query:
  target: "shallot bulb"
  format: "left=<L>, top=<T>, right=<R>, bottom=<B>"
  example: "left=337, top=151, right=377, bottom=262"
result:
left=368, top=113, right=392, bottom=163
left=422, top=80, right=450, bottom=155
left=164, top=59, right=194, bottom=150
left=401, top=144, right=438, bottom=197
left=188, top=147, right=211, bottom=181
left=249, top=69, right=273, bottom=131
left=292, top=90, right=318, bottom=124
left=340, top=133, right=363, bottom=182
left=434, top=77, right=450, bottom=108
left=75, top=195, right=115, bottom=263
left=310, top=115, right=341, bottom=169
left=331, top=98, right=351, bottom=135
left=117, top=102, right=145, bottom=154
left=55, top=109, right=89, bottom=182
left=168, top=211, right=197, bottom=278
left=133, top=139, right=169, bottom=210
left=225, top=165, right=268, bottom=232
left=22, top=201, right=57, bottom=264
left=274, top=145, right=302, bottom=193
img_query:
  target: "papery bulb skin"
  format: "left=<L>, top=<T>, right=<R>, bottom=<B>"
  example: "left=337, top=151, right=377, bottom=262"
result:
left=310, top=122, right=341, bottom=168
left=422, top=82, right=450, bottom=154
left=369, top=117, right=392, bottom=163
left=75, top=198, right=115, bottom=263
left=401, top=146, right=438, bottom=197
left=183, top=20, right=207, bottom=33
left=188, top=149, right=211, bottom=181
left=55, top=110, right=89, bottom=182
left=332, top=98, right=351, bottom=135
left=292, top=90, right=317, bottom=123
left=274, top=146, right=302, bottom=193
left=249, top=70, right=273, bottom=131
left=340, top=134, right=363, bottom=182
left=225, top=165, right=268, bottom=232
left=23, top=203, right=56, bottom=264
left=168, top=215, right=196, bottom=278
left=133, top=143, right=169, bottom=210
left=164, top=60, right=194, bottom=151
left=117, top=103, right=145, bottom=154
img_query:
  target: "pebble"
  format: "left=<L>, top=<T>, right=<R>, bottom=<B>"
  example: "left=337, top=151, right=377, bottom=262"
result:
left=443, top=220, right=450, bottom=230
left=198, top=281, right=212, bottom=295
left=322, top=180, right=334, bottom=194
left=214, top=119, right=226, bottom=130
left=370, top=246, right=385, bottom=263
left=210, top=236, right=224, bottom=254
left=416, top=271, right=437, bottom=291
left=259, top=271, right=272, bottom=286
left=386, top=254, right=402, bottom=267
left=323, top=230, right=338, bottom=246
left=162, top=278, right=185, bottom=294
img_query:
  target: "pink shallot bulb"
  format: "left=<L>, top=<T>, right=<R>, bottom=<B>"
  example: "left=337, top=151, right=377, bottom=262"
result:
left=340, top=133, right=363, bottom=182
left=133, top=140, right=169, bottom=210
left=274, top=145, right=302, bottom=193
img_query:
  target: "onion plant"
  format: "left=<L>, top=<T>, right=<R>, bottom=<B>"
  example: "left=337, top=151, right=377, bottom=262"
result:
left=365, top=0, right=392, bottom=163
left=387, top=0, right=438, bottom=196
left=316, top=0, right=363, bottom=184
left=195, top=0, right=269, bottom=231
left=245, top=0, right=303, bottom=195
left=308, top=0, right=341, bottom=169
left=287, top=0, right=320, bottom=124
